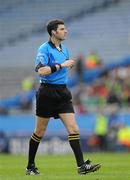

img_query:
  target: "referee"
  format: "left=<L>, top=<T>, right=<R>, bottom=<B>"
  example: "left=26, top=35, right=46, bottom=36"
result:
left=26, top=19, right=101, bottom=175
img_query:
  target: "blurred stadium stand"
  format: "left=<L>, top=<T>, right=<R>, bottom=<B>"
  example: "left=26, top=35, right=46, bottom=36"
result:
left=67, top=0, right=130, bottom=61
left=1, top=0, right=129, bottom=66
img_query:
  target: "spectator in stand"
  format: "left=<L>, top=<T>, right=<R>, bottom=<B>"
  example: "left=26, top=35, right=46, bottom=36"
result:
left=107, top=111, right=120, bottom=151
left=94, top=111, right=108, bottom=151
left=75, top=54, right=85, bottom=82
left=21, top=76, right=35, bottom=91
left=21, top=76, right=36, bottom=110
left=85, top=50, right=102, bottom=69
left=117, top=124, right=130, bottom=151
left=73, top=85, right=87, bottom=113
left=107, top=89, right=122, bottom=106
left=121, top=80, right=130, bottom=106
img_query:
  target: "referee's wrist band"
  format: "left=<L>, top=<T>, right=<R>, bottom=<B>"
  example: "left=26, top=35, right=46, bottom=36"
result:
left=50, top=64, right=62, bottom=73
left=50, top=65, right=57, bottom=73
left=57, top=64, right=62, bottom=69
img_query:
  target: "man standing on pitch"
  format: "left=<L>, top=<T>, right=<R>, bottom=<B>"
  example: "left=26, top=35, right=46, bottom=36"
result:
left=26, top=19, right=101, bottom=175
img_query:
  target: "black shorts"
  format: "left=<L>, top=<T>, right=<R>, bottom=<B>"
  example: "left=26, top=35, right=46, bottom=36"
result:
left=36, top=83, right=74, bottom=119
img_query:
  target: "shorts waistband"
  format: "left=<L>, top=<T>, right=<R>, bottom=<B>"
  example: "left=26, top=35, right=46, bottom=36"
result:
left=40, top=83, right=66, bottom=88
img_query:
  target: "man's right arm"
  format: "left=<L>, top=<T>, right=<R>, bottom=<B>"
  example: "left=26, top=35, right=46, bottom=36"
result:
left=38, top=65, right=60, bottom=76
left=38, top=59, right=75, bottom=76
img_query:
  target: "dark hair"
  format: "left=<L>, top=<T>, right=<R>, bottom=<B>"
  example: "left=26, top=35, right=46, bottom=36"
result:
left=46, top=19, right=64, bottom=36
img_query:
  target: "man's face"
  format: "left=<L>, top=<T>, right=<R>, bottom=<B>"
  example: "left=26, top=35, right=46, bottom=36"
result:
left=54, top=24, right=68, bottom=41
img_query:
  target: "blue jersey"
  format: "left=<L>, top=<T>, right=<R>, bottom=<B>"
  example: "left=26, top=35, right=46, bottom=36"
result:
left=35, top=41, right=69, bottom=84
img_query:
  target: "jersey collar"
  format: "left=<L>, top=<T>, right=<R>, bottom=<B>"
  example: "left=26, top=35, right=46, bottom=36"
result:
left=48, top=40, right=62, bottom=51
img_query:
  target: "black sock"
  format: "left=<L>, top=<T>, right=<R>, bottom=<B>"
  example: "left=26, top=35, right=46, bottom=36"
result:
left=68, top=134, right=84, bottom=167
left=27, top=133, right=42, bottom=168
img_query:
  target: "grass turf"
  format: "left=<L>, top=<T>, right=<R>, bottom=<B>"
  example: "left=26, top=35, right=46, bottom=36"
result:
left=0, top=153, right=130, bottom=180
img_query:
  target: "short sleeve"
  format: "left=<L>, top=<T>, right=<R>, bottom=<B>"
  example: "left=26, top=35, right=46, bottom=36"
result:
left=35, top=47, right=49, bottom=72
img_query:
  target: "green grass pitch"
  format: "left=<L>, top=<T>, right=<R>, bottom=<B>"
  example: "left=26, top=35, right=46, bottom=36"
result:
left=0, top=153, right=130, bottom=180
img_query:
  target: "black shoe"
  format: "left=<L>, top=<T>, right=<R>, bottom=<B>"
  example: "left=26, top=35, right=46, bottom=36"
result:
left=26, top=164, right=40, bottom=175
left=78, top=160, right=101, bottom=175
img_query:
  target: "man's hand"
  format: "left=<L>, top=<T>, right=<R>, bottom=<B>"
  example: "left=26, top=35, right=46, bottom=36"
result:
left=61, top=59, right=75, bottom=68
